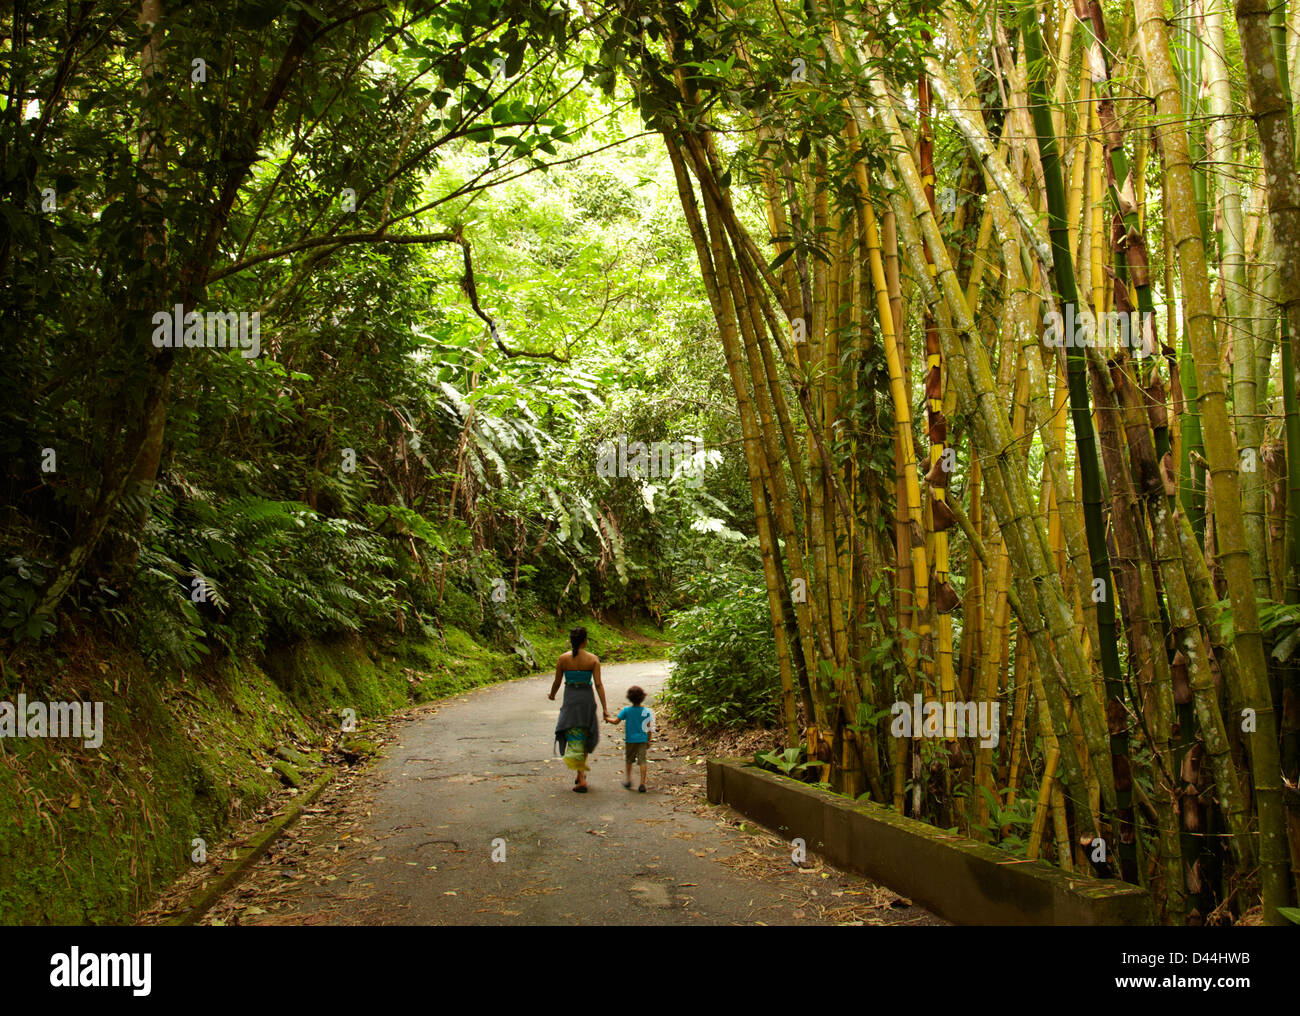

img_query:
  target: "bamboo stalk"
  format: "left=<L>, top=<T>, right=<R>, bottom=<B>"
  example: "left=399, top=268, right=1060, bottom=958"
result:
left=880, top=171, right=1104, bottom=836
left=1021, top=8, right=1131, bottom=863
left=661, top=132, right=806, bottom=760
left=944, top=35, right=1103, bottom=670
left=1139, top=0, right=1292, bottom=921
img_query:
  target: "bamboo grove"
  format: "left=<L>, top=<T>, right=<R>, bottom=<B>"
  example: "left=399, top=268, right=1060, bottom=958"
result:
left=592, top=0, right=1300, bottom=924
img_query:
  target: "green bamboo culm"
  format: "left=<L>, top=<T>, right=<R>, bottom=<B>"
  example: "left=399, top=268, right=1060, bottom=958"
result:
left=1270, top=0, right=1290, bottom=102
left=1021, top=7, right=1135, bottom=883
left=1178, top=343, right=1205, bottom=535
left=1263, top=0, right=1300, bottom=892
left=1174, top=0, right=1207, bottom=539
left=1283, top=326, right=1300, bottom=795
left=1286, top=325, right=1300, bottom=605
left=1267, top=0, right=1300, bottom=827
left=1071, top=2, right=1164, bottom=442
left=1265, top=0, right=1298, bottom=602
left=1172, top=1, right=1212, bottom=246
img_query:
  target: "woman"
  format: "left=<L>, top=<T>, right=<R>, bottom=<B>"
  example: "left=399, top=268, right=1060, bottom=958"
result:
left=548, top=626, right=609, bottom=792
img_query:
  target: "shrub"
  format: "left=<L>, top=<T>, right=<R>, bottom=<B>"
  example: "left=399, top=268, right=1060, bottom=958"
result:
left=660, top=582, right=780, bottom=727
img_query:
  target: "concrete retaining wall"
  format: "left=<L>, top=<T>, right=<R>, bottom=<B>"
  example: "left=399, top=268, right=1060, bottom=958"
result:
left=707, top=758, right=1153, bottom=926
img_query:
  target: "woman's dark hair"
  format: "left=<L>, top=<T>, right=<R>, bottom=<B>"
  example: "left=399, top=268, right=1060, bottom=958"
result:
left=627, top=685, right=645, bottom=705
left=569, top=627, right=587, bottom=655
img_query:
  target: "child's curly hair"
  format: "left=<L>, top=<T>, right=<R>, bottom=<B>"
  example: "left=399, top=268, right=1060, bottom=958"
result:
left=626, top=685, right=646, bottom=705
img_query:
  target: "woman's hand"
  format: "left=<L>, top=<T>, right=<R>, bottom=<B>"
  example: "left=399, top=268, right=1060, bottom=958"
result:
left=548, top=691, right=557, bottom=701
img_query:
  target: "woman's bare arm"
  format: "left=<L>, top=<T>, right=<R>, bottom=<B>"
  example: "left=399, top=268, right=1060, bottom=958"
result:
left=593, top=659, right=609, bottom=718
left=548, top=655, right=565, bottom=700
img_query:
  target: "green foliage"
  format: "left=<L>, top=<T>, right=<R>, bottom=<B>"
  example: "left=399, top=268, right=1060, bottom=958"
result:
left=1211, top=597, right=1300, bottom=661
left=754, top=746, right=813, bottom=777
left=968, top=786, right=1038, bottom=856
left=1258, top=601, right=1300, bottom=662
left=660, top=576, right=781, bottom=728
left=123, top=488, right=405, bottom=665
left=1, top=2, right=738, bottom=663
left=0, top=556, right=58, bottom=641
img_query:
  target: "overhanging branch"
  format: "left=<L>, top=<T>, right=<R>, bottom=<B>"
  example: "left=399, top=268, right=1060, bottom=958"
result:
left=208, top=230, right=459, bottom=282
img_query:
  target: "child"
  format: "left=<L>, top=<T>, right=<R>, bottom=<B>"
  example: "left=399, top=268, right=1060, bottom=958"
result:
left=609, top=686, right=653, bottom=792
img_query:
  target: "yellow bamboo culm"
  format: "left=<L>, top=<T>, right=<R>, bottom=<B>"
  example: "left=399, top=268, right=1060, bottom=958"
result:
left=851, top=132, right=928, bottom=812
left=1026, top=742, right=1060, bottom=862
left=863, top=221, right=927, bottom=582
left=1067, top=74, right=1091, bottom=271
left=1089, top=97, right=1106, bottom=323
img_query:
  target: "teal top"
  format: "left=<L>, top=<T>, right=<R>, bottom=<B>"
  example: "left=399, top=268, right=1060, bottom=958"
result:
left=616, top=705, right=653, bottom=743
left=564, top=670, right=593, bottom=686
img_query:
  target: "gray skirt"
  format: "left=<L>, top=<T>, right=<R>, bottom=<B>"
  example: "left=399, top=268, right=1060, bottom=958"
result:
left=554, top=682, right=600, bottom=755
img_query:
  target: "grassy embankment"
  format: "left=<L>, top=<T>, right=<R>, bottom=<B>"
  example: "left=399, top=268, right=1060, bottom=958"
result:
left=0, top=614, right=667, bottom=923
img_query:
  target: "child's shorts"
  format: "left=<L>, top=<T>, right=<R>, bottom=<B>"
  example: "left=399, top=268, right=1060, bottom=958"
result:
left=624, top=741, right=648, bottom=765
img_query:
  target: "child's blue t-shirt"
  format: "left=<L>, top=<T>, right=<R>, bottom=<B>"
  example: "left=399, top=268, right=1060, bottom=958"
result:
left=616, top=705, right=653, bottom=743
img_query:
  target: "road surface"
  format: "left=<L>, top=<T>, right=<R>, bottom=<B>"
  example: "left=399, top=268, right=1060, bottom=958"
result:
left=180, top=661, right=941, bottom=925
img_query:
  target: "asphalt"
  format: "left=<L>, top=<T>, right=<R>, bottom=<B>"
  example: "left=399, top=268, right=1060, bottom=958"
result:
left=196, top=661, right=942, bottom=925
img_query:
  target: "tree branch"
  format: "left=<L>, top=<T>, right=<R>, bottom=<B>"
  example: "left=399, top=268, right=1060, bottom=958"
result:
left=207, top=229, right=459, bottom=282
left=453, top=228, right=569, bottom=362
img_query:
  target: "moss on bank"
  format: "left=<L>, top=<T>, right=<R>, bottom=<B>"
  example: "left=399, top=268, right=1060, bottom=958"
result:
left=0, top=615, right=667, bottom=924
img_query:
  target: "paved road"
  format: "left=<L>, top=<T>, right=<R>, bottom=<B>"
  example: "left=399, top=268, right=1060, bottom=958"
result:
left=195, top=662, right=940, bottom=925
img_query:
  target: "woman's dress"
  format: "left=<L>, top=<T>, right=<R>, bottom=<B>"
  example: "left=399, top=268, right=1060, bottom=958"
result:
left=554, top=669, right=600, bottom=771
